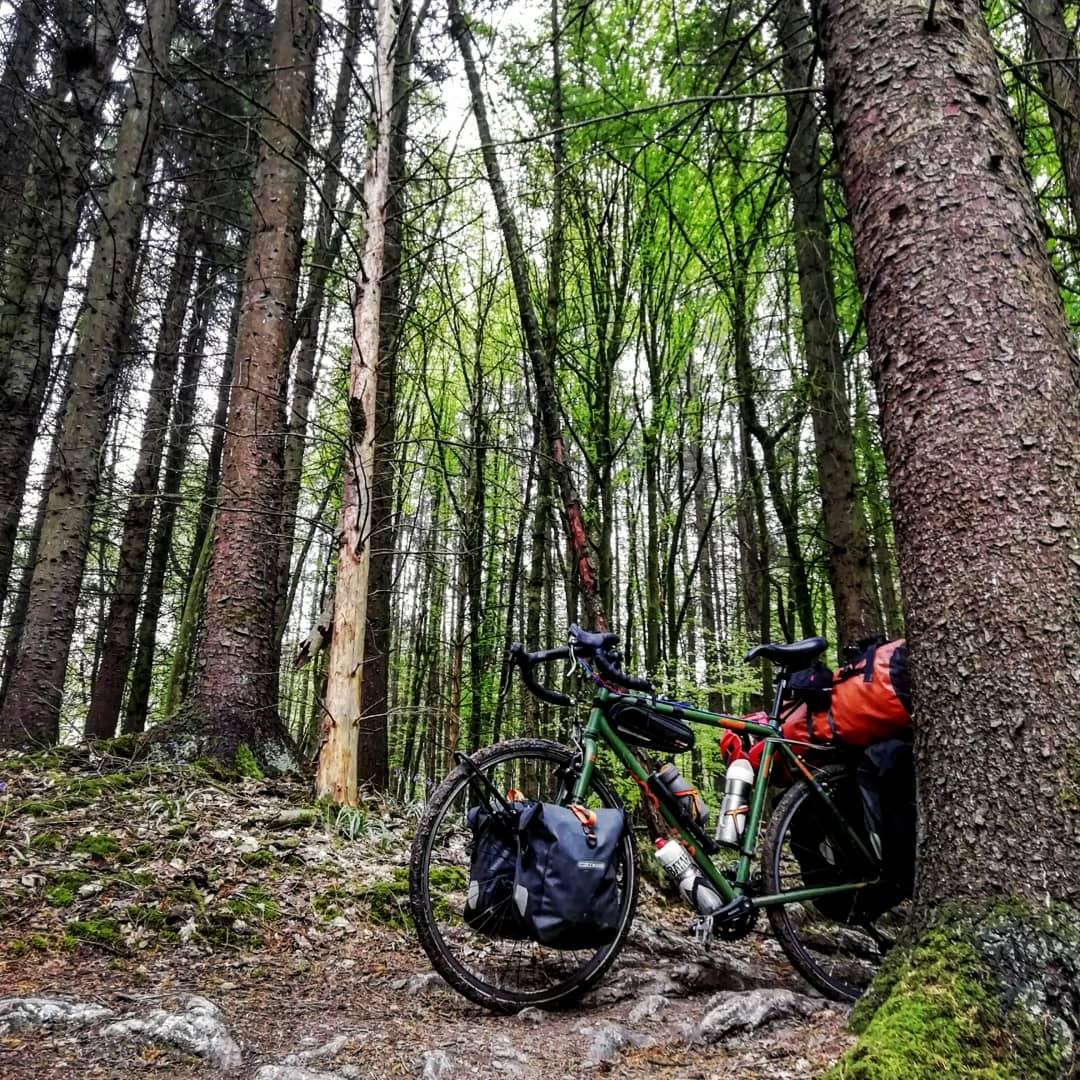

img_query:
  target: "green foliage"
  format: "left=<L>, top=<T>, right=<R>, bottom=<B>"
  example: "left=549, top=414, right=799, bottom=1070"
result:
left=235, top=743, right=264, bottom=780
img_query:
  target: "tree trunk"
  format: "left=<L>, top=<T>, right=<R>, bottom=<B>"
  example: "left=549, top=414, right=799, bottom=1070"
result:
left=123, top=263, right=232, bottom=733
left=0, top=0, right=176, bottom=748
left=274, top=0, right=365, bottom=647
left=85, top=215, right=199, bottom=738
left=0, top=0, right=125, bottom=606
left=190, top=0, right=318, bottom=770
left=317, top=0, right=400, bottom=803
left=819, top=3, right=1080, bottom=1071
left=779, top=0, right=881, bottom=649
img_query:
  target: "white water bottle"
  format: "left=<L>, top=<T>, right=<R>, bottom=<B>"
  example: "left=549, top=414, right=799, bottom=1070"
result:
left=716, top=759, right=755, bottom=848
left=654, top=838, right=724, bottom=916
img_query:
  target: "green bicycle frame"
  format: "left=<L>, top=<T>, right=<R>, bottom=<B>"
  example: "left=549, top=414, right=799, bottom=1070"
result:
left=569, top=686, right=880, bottom=912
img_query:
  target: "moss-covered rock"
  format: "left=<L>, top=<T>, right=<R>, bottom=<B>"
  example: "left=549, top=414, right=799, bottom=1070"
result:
left=829, top=900, right=1079, bottom=1079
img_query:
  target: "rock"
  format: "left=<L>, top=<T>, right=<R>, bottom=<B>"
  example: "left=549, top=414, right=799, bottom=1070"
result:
left=693, top=989, right=827, bottom=1044
left=283, top=1035, right=349, bottom=1065
left=628, top=993, right=669, bottom=1023
left=254, top=1068, right=345, bottom=1080
left=585, top=1021, right=655, bottom=1064
left=101, top=994, right=242, bottom=1070
left=420, top=1049, right=456, bottom=1078
left=0, top=997, right=114, bottom=1035
left=404, top=972, right=447, bottom=996
left=492, top=1036, right=529, bottom=1074
left=515, top=1006, right=545, bottom=1024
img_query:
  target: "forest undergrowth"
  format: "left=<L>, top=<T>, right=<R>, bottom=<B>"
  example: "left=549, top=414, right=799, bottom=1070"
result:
left=0, top=743, right=853, bottom=1078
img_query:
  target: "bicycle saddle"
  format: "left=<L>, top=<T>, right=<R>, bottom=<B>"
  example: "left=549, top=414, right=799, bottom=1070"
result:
left=568, top=624, right=618, bottom=652
left=744, top=636, right=827, bottom=669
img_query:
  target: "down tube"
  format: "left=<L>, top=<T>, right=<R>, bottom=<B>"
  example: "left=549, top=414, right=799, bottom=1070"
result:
left=574, top=715, right=736, bottom=902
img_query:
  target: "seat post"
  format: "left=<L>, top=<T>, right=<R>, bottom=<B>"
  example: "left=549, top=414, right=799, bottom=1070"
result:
left=768, top=669, right=790, bottom=725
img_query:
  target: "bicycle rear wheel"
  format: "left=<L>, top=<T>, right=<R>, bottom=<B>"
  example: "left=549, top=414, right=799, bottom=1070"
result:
left=762, top=763, right=910, bottom=1002
left=408, top=738, right=638, bottom=1012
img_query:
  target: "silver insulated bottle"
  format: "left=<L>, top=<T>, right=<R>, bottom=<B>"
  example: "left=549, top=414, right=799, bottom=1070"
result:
left=716, top=758, right=755, bottom=847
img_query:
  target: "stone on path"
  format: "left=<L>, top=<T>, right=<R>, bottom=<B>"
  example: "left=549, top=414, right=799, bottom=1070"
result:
left=693, top=988, right=827, bottom=1043
left=585, top=1020, right=655, bottom=1064
left=0, top=997, right=114, bottom=1034
left=420, top=1048, right=456, bottom=1079
left=101, top=993, right=242, bottom=1070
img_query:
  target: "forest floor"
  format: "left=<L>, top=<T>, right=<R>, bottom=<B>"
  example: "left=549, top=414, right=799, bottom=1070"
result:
left=0, top=744, right=855, bottom=1079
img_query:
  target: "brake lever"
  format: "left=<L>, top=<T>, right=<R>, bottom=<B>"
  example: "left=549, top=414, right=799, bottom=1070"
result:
left=564, top=641, right=577, bottom=678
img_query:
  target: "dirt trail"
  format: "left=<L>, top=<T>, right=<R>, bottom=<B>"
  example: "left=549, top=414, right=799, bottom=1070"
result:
left=0, top=748, right=854, bottom=1078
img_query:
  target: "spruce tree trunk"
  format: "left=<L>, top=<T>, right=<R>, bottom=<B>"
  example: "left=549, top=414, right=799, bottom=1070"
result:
left=85, top=216, right=199, bottom=738
left=189, top=0, right=318, bottom=770
left=0, top=0, right=176, bottom=748
left=0, top=0, right=125, bottom=606
left=779, top=0, right=881, bottom=648
left=819, top=2, right=1080, bottom=1072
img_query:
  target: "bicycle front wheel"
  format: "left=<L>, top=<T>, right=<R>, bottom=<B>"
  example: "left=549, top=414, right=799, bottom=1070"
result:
left=408, top=738, right=638, bottom=1012
left=762, top=763, right=910, bottom=1002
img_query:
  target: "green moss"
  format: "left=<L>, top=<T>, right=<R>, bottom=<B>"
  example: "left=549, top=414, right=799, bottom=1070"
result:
left=313, top=887, right=346, bottom=920
left=114, top=869, right=154, bottom=889
left=67, top=918, right=122, bottom=948
left=240, top=849, right=276, bottom=868
left=64, top=769, right=150, bottom=801
left=31, top=830, right=64, bottom=852
left=71, top=833, right=119, bottom=858
left=359, top=867, right=413, bottom=929
left=44, top=884, right=75, bottom=907
left=831, top=902, right=1072, bottom=1080
left=7, top=939, right=28, bottom=956
left=90, top=733, right=140, bottom=759
left=235, top=744, right=264, bottom=780
left=226, top=885, right=280, bottom=922
left=45, top=870, right=93, bottom=899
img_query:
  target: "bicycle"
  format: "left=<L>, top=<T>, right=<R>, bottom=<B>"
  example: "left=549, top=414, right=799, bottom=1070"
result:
left=407, top=624, right=908, bottom=1012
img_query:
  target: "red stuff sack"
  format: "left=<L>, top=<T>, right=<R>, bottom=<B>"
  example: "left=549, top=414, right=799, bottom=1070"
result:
left=823, top=638, right=911, bottom=746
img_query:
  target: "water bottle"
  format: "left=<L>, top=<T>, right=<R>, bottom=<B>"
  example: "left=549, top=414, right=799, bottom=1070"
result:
left=654, top=838, right=724, bottom=916
left=716, top=758, right=755, bottom=848
left=657, top=762, right=709, bottom=827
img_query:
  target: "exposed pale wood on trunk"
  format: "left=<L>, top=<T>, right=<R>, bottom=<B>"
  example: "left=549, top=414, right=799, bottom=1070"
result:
left=317, top=0, right=401, bottom=803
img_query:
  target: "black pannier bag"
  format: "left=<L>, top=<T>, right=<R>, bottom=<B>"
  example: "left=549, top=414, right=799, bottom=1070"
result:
left=463, top=804, right=530, bottom=938
left=605, top=696, right=694, bottom=753
left=513, top=802, right=626, bottom=950
left=789, top=743, right=915, bottom=924
left=856, top=738, right=916, bottom=911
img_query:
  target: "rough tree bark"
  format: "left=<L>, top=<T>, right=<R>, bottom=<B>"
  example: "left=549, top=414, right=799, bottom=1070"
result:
left=188, top=0, right=319, bottom=770
left=274, top=0, right=365, bottom=647
left=0, top=0, right=125, bottom=608
left=0, top=0, right=176, bottom=747
left=316, top=0, right=401, bottom=804
left=819, top=2, right=1080, bottom=1074
left=84, top=214, right=199, bottom=738
left=779, top=0, right=881, bottom=649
